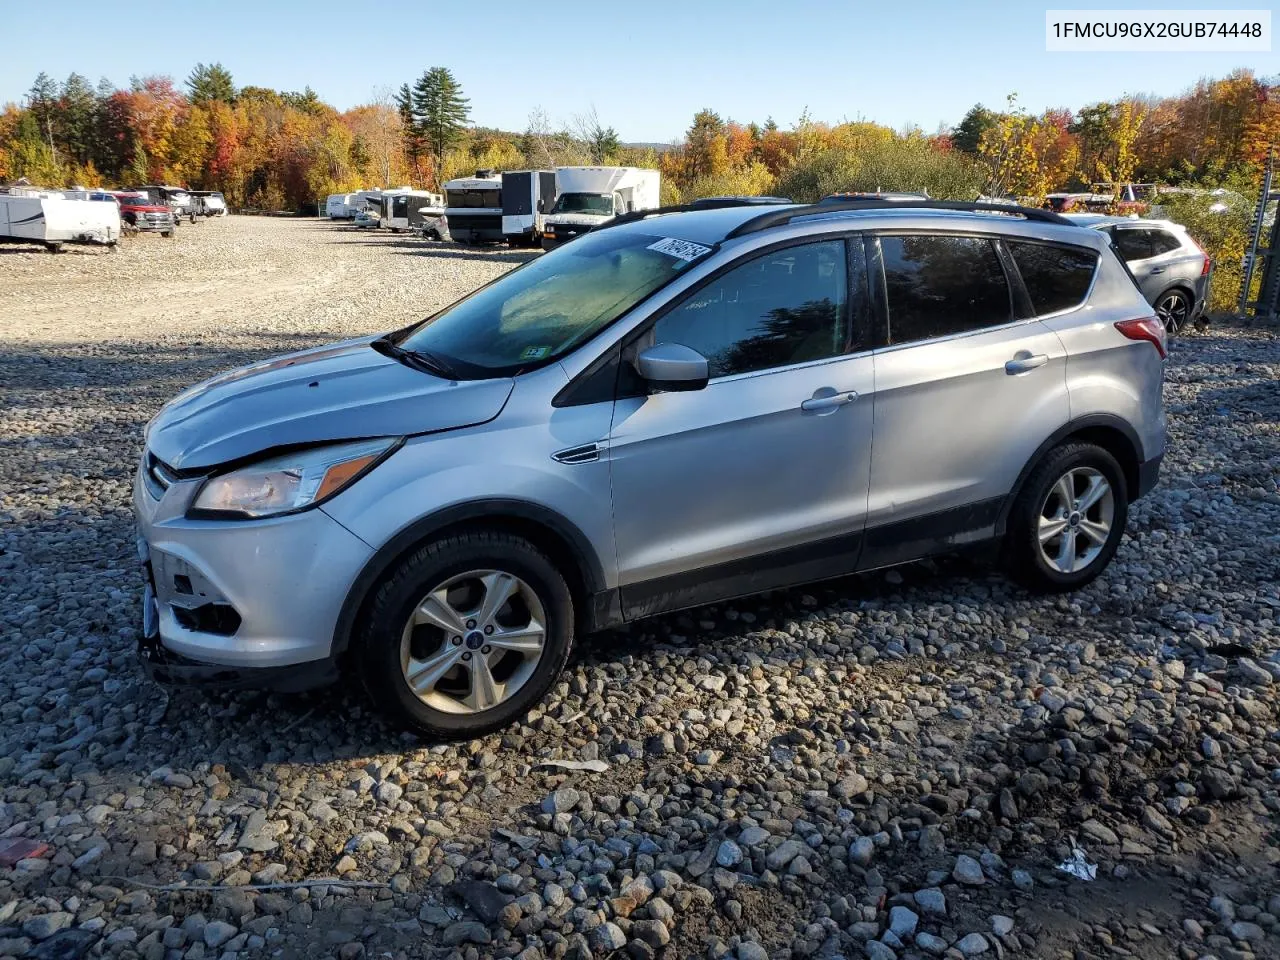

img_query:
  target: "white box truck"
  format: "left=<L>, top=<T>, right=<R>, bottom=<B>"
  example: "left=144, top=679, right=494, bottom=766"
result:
left=443, top=170, right=504, bottom=244
left=500, top=170, right=557, bottom=247
left=540, top=167, right=660, bottom=250
left=0, top=191, right=121, bottom=252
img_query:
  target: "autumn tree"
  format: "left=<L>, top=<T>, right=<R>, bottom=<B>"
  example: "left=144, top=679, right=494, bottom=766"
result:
left=347, top=90, right=407, bottom=188
left=521, top=107, right=587, bottom=170
left=186, top=63, right=236, bottom=105
left=976, top=95, right=1072, bottom=200
left=684, top=109, right=726, bottom=179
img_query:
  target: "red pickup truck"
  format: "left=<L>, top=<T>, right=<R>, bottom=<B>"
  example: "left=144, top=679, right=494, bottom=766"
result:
left=109, top=191, right=177, bottom=237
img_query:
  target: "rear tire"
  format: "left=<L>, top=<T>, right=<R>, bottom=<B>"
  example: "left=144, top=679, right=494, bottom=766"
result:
left=45, top=242, right=63, bottom=254
left=1005, top=442, right=1128, bottom=593
left=1154, top=289, right=1192, bottom=336
left=357, top=531, right=574, bottom=740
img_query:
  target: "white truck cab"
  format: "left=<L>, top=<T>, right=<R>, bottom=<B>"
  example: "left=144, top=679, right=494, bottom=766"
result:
left=541, top=167, right=661, bottom=250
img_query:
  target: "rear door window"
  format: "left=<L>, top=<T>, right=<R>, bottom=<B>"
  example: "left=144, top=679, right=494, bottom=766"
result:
left=880, top=235, right=1012, bottom=344
left=1007, top=241, right=1099, bottom=316
left=1148, top=230, right=1182, bottom=256
left=1110, top=228, right=1153, bottom=262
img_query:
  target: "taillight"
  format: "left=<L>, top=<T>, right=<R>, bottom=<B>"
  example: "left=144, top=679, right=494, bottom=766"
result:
left=1115, top=317, right=1167, bottom=359
left=1189, top=237, right=1212, bottom=276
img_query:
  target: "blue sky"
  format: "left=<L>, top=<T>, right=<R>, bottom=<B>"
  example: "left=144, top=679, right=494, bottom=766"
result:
left=1, top=0, right=1273, bottom=141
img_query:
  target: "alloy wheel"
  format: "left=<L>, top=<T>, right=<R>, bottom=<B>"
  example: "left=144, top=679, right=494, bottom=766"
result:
left=1155, top=291, right=1190, bottom=335
left=399, top=569, right=547, bottom=715
left=1037, top=467, right=1115, bottom=574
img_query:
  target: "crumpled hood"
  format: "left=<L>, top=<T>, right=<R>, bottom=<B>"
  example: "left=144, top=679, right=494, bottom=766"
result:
left=146, top=336, right=514, bottom=470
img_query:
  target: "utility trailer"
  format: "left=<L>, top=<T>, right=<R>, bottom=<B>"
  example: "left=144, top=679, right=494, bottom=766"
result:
left=500, top=170, right=557, bottom=247
left=0, top=192, right=121, bottom=252
left=377, top=188, right=445, bottom=232
left=326, top=193, right=356, bottom=218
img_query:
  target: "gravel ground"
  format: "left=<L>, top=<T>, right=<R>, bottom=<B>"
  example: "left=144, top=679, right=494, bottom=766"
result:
left=1, top=217, right=1279, bottom=960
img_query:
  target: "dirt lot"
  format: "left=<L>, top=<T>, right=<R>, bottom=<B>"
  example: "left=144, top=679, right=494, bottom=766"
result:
left=1, top=217, right=1279, bottom=960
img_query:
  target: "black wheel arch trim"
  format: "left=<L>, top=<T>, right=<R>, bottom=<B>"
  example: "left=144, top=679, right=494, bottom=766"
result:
left=330, top=499, right=608, bottom=658
left=996, top=414, right=1147, bottom=536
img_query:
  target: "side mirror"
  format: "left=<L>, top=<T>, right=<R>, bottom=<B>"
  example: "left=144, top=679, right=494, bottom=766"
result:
left=635, top=343, right=709, bottom=393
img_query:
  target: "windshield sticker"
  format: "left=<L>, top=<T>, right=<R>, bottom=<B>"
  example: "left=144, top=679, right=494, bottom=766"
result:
left=647, top=237, right=713, bottom=262
left=520, top=345, right=551, bottom=360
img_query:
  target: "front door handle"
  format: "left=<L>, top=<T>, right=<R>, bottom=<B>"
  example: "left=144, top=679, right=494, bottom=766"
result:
left=801, top=391, right=857, bottom=412
left=1005, top=353, right=1049, bottom=375
left=1149, top=266, right=1165, bottom=275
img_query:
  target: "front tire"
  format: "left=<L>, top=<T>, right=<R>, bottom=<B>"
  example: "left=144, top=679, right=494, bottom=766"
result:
left=1006, top=443, right=1128, bottom=593
left=357, top=531, right=574, bottom=739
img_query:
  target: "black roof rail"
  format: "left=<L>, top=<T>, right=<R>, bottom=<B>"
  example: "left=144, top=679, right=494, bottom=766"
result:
left=590, top=196, right=794, bottom=233
left=688, top=195, right=794, bottom=208
left=725, top=199, right=1074, bottom=239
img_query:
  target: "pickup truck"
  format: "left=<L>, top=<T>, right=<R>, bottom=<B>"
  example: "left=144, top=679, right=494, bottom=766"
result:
left=110, top=192, right=177, bottom=237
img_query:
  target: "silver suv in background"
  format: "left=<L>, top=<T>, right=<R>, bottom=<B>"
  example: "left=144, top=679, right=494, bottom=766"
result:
left=1066, top=214, right=1212, bottom=333
left=134, top=199, right=1167, bottom=738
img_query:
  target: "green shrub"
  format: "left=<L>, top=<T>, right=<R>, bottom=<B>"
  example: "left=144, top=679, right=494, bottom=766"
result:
left=776, top=139, right=986, bottom=203
left=1157, top=174, right=1255, bottom=317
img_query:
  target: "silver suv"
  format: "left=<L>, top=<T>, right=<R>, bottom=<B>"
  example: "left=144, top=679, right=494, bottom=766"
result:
left=134, top=199, right=1167, bottom=738
left=1065, top=214, right=1212, bottom=334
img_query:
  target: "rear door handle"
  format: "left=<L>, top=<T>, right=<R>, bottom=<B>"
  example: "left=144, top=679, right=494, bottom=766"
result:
left=801, top=391, right=857, bottom=412
left=1005, top=353, right=1049, bottom=375
left=1149, top=266, right=1165, bottom=275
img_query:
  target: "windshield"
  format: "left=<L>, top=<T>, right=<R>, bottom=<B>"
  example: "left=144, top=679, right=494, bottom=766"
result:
left=393, top=230, right=712, bottom=374
left=552, top=192, right=613, bottom=216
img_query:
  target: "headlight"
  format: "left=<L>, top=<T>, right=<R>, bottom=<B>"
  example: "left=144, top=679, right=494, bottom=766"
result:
left=191, top=438, right=398, bottom=519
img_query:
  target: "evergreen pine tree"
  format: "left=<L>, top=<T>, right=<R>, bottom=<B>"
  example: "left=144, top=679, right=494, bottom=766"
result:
left=186, top=63, right=237, bottom=104
left=411, top=67, right=470, bottom=163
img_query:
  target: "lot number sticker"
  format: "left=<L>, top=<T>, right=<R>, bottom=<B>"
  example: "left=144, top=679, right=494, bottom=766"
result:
left=647, top=237, right=713, bottom=262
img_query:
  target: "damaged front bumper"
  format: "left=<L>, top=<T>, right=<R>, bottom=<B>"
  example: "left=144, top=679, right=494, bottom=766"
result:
left=136, top=630, right=340, bottom=692
left=133, top=452, right=374, bottom=693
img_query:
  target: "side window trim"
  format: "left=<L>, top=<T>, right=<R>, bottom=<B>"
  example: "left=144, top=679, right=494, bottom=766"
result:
left=864, top=235, right=890, bottom=349
left=994, top=238, right=1036, bottom=320
left=621, top=232, right=870, bottom=384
